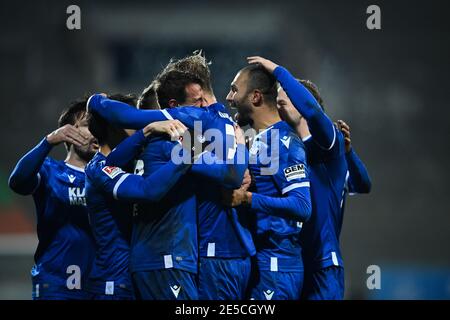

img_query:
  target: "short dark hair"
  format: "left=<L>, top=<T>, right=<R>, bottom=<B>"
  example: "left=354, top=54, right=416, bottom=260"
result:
left=156, top=70, right=203, bottom=109
left=88, top=93, right=137, bottom=148
left=161, top=50, right=214, bottom=95
left=137, top=81, right=160, bottom=110
left=58, top=97, right=89, bottom=151
left=299, top=79, right=324, bottom=110
left=240, top=64, right=277, bottom=105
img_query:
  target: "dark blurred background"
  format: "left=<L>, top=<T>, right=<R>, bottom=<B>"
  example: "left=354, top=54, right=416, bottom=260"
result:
left=0, top=0, right=449, bottom=299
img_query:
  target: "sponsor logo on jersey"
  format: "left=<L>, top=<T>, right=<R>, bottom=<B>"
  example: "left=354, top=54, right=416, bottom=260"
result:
left=283, top=164, right=306, bottom=181
left=102, top=166, right=123, bottom=179
left=170, top=285, right=181, bottom=299
left=68, top=174, right=76, bottom=183
left=68, top=187, right=86, bottom=205
left=263, top=289, right=274, bottom=300
left=280, top=136, right=291, bottom=149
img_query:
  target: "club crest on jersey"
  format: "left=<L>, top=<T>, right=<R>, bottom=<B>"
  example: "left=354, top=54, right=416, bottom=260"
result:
left=102, top=166, right=123, bottom=179
left=284, top=164, right=306, bottom=181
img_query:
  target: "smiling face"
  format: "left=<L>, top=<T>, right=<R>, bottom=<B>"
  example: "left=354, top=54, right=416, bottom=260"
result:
left=226, top=71, right=253, bottom=127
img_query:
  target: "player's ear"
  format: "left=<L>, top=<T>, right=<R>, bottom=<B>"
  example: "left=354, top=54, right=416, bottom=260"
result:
left=252, top=90, right=263, bottom=106
left=168, top=99, right=179, bottom=108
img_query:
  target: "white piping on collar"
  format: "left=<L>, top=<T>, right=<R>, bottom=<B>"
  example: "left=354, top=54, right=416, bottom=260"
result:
left=65, top=163, right=85, bottom=173
left=254, top=125, right=274, bottom=140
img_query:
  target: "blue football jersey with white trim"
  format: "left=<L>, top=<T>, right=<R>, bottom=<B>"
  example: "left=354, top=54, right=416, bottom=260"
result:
left=166, top=104, right=255, bottom=259
left=85, top=152, right=134, bottom=296
left=130, top=137, right=198, bottom=274
left=248, top=121, right=310, bottom=272
left=299, top=127, right=348, bottom=270
left=31, top=158, right=95, bottom=299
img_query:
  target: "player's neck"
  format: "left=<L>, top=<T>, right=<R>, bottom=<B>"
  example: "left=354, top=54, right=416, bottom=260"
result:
left=65, top=150, right=87, bottom=169
left=98, top=145, right=112, bottom=157
left=252, top=105, right=282, bottom=132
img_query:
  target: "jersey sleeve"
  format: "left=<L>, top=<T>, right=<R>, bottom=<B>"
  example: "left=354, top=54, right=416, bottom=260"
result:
left=250, top=135, right=312, bottom=222
left=272, top=136, right=310, bottom=195
left=303, top=125, right=345, bottom=162
left=165, top=106, right=205, bottom=129
left=94, top=160, right=190, bottom=203
left=105, top=129, right=147, bottom=168
left=190, top=143, right=248, bottom=189
left=273, top=66, right=336, bottom=150
left=346, top=148, right=372, bottom=194
left=87, top=94, right=170, bottom=129
left=8, top=137, right=53, bottom=195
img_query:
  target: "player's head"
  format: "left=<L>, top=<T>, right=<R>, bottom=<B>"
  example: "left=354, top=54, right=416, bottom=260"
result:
left=88, top=93, right=137, bottom=150
left=276, top=79, right=324, bottom=138
left=160, top=50, right=216, bottom=105
left=226, top=64, right=277, bottom=127
left=58, top=98, right=98, bottom=161
left=137, top=80, right=161, bottom=110
left=156, top=69, right=206, bottom=109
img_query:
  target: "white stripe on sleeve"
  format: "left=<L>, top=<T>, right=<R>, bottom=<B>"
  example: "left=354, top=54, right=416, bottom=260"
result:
left=281, top=181, right=310, bottom=194
left=161, top=109, right=174, bottom=120
left=112, top=173, right=130, bottom=200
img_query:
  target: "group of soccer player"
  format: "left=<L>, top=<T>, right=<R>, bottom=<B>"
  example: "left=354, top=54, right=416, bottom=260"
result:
left=9, top=51, right=371, bottom=300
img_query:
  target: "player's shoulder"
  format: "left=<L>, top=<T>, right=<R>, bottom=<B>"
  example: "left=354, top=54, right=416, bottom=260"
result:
left=41, top=156, right=61, bottom=170
left=169, top=105, right=205, bottom=119
left=145, top=135, right=178, bottom=158
left=43, top=157, right=85, bottom=175
left=85, top=152, right=107, bottom=179
left=207, top=103, right=234, bottom=122
left=206, top=102, right=228, bottom=114
left=275, top=121, right=304, bottom=150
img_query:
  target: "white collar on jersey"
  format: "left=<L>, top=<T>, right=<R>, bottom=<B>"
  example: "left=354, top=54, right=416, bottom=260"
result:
left=254, top=125, right=274, bottom=140
left=65, top=162, right=85, bottom=173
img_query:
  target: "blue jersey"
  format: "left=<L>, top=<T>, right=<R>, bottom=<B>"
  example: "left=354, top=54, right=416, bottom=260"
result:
left=299, top=129, right=348, bottom=271
left=85, top=152, right=133, bottom=297
left=131, top=137, right=198, bottom=274
left=9, top=138, right=95, bottom=299
left=273, top=64, right=350, bottom=273
left=88, top=95, right=253, bottom=258
left=166, top=104, right=255, bottom=259
left=8, top=144, right=95, bottom=300
left=248, top=121, right=311, bottom=272
left=340, top=149, right=372, bottom=237
left=31, top=158, right=95, bottom=298
left=88, top=96, right=254, bottom=259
